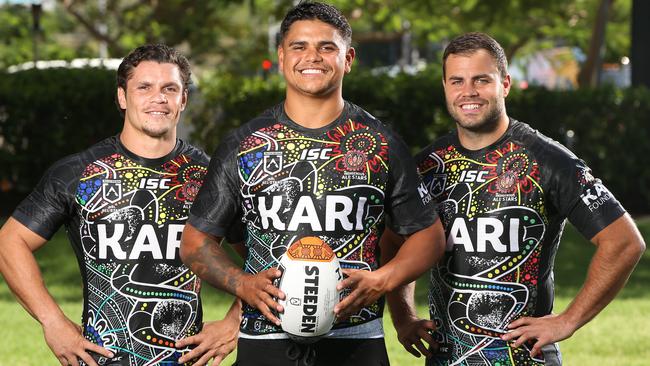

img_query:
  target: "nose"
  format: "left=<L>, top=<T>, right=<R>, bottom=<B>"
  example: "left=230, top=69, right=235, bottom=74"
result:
left=304, top=46, right=323, bottom=63
left=152, top=91, right=168, bottom=103
left=460, top=82, right=478, bottom=97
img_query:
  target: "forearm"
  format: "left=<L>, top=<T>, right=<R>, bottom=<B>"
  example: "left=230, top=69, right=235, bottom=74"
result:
left=561, top=230, right=644, bottom=330
left=225, top=297, right=243, bottom=322
left=0, top=220, right=67, bottom=327
left=380, top=219, right=445, bottom=292
left=387, top=281, right=418, bottom=326
left=380, top=227, right=418, bottom=326
left=180, top=225, right=248, bottom=298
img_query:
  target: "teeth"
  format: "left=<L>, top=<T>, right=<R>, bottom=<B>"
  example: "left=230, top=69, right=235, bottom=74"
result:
left=148, top=112, right=166, bottom=115
left=461, top=104, right=480, bottom=110
left=301, top=69, right=323, bottom=74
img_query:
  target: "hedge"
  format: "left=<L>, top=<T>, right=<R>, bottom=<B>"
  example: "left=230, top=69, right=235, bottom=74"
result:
left=1, top=67, right=648, bottom=215
left=0, top=68, right=122, bottom=214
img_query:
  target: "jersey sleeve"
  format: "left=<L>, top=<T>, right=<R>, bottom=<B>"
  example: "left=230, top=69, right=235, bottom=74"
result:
left=384, top=131, right=438, bottom=235
left=547, top=152, right=625, bottom=240
left=188, top=134, right=245, bottom=242
left=11, top=159, right=78, bottom=239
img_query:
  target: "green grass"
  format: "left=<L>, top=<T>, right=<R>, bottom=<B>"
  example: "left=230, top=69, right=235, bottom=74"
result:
left=1, top=218, right=648, bottom=365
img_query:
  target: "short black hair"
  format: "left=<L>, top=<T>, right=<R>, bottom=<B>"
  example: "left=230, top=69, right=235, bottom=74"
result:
left=280, top=1, right=352, bottom=46
left=442, top=32, right=508, bottom=80
left=117, top=44, right=192, bottom=93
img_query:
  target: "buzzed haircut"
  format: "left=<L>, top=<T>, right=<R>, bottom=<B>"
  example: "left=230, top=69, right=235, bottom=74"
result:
left=117, top=44, right=192, bottom=93
left=442, top=32, right=508, bottom=80
left=280, top=1, right=352, bottom=46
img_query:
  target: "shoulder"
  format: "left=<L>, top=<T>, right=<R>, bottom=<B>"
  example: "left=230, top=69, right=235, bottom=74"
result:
left=415, top=132, right=455, bottom=165
left=177, top=140, right=210, bottom=165
left=44, top=136, right=119, bottom=182
left=346, top=101, right=391, bottom=133
left=510, top=119, right=581, bottom=167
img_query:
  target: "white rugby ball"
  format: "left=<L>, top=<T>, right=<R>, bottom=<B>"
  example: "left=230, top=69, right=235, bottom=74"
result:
left=277, top=236, right=342, bottom=342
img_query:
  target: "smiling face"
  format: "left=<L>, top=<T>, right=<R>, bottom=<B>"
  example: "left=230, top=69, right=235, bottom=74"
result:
left=278, top=19, right=354, bottom=100
left=443, top=49, right=511, bottom=134
left=117, top=61, right=187, bottom=139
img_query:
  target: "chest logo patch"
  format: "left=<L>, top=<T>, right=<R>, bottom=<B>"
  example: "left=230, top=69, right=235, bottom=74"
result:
left=102, top=179, right=122, bottom=203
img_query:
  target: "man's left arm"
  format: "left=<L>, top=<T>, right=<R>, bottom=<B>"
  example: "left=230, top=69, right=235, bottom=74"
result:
left=334, top=219, right=446, bottom=318
left=175, top=242, right=247, bottom=365
left=502, top=214, right=645, bottom=357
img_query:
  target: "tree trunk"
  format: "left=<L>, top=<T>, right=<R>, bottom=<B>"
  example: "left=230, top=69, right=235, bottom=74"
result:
left=578, top=0, right=614, bottom=88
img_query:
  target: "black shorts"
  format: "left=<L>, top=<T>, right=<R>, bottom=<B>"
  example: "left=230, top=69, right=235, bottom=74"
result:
left=233, top=337, right=390, bottom=366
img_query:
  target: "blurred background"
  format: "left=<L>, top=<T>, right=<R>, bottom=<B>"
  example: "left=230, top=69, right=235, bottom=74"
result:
left=1, top=0, right=649, bottom=215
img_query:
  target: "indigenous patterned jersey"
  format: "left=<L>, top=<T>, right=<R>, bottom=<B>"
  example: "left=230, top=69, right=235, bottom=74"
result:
left=190, top=101, right=436, bottom=339
left=416, top=119, right=625, bottom=366
left=13, top=136, right=209, bottom=366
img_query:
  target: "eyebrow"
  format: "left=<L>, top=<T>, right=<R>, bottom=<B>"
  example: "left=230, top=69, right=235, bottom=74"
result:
left=288, top=40, right=339, bottom=48
left=448, top=74, right=493, bottom=81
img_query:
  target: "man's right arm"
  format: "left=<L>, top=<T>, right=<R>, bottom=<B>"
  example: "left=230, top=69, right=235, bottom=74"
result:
left=0, top=218, right=114, bottom=366
left=179, top=223, right=285, bottom=325
left=382, top=227, right=437, bottom=359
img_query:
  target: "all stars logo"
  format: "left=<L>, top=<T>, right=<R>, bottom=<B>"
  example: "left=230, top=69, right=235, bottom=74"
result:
left=263, top=151, right=283, bottom=175
left=102, top=179, right=122, bottom=203
left=343, top=150, right=367, bottom=171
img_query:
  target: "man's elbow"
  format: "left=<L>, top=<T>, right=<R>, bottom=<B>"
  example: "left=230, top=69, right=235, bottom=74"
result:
left=179, top=224, right=200, bottom=266
left=630, top=236, right=646, bottom=260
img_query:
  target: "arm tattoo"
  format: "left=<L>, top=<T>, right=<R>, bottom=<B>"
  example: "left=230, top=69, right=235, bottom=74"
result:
left=184, top=236, right=244, bottom=296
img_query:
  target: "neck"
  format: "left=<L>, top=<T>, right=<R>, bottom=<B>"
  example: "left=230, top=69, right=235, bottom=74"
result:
left=457, top=114, right=510, bottom=151
left=284, top=90, right=345, bottom=129
left=119, top=125, right=177, bottom=159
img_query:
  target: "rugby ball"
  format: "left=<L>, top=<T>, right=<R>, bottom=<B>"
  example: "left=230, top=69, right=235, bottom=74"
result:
left=277, top=236, right=342, bottom=342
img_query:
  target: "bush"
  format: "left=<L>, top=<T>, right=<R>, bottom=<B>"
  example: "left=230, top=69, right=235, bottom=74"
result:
left=0, top=67, right=122, bottom=214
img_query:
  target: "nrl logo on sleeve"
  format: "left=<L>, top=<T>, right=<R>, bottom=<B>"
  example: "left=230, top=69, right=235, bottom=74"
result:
left=102, top=179, right=122, bottom=203
left=264, top=151, right=283, bottom=174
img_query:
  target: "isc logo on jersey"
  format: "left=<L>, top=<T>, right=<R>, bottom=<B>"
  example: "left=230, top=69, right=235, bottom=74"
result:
left=277, top=237, right=342, bottom=342
left=458, top=170, right=489, bottom=183
left=299, top=148, right=333, bottom=161
left=138, top=178, right=172, bottom=190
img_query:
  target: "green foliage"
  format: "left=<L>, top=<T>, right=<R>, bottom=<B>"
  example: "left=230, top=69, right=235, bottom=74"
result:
left=331, top=0, right=631, bottom=63
left=189, top=73, right=285, bottom=154
left=191, top=71, right=650, bottom=213
left=0, top=67, right=122, bottom=211
left=0, top=4, right=94, bottom=69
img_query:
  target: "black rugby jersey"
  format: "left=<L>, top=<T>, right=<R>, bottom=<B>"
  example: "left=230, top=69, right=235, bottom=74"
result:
left=13, top=136, right=209, bottom=365
left=190, top=101, right=436, bottom=339
left=416, top=119, right=625, bottom=365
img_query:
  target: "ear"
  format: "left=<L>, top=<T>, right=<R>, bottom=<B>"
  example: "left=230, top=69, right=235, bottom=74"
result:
left=502, top=74, right=512, bottom=98
left=277, top=46, right=284, bottom=75
left=117, top=87, right=127, bottom=110
left=344, top=47, right=355, bottom=73
left=180, top=88, right=188, bottom=111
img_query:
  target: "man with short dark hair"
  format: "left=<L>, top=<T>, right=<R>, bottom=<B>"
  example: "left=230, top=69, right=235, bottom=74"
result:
left=384, top=32, right=646, bottom=365
left=180, top=2, right=445, bottom=365
left=0, top=44, right=239, bottom=366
